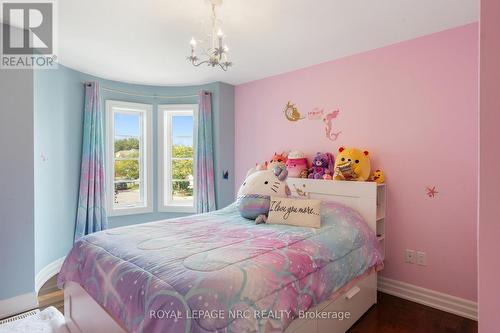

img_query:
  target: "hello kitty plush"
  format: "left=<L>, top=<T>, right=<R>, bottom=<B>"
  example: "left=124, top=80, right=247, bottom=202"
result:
left=236, top=165, right=290, bottom=224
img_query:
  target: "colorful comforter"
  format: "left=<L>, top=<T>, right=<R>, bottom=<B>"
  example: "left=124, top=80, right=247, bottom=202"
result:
left=58, top=202, right=383, bottom=333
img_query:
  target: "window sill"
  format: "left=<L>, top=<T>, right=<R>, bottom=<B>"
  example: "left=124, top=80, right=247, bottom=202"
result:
left=158, top=205, right=197, bottom=214
left=108, top=206, right=153, bottom=217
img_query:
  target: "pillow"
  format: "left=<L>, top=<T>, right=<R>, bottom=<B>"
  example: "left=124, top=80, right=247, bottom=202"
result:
left=267, top=196, right=321, bottom=228
left=236, top=194, right=270, bottom=220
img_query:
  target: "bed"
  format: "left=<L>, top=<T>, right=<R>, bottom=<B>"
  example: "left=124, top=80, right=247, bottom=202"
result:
left=58, top=179, right=385, bottom=333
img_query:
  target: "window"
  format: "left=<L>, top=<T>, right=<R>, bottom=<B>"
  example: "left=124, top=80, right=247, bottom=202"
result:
left=105, top=100, right=152, bottom=216
left=158, top=104, right=198, bottom=212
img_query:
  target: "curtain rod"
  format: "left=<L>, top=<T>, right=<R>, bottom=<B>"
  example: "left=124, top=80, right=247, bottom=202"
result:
left=82, top=81, right=199, bottom=99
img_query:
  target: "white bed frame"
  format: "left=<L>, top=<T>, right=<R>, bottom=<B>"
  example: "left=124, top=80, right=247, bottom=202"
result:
left=63, top=179, right=386, bottom=333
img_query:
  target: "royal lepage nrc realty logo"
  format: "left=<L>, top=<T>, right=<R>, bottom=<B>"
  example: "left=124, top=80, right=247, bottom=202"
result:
left=1, top=0, right=57, bottom=69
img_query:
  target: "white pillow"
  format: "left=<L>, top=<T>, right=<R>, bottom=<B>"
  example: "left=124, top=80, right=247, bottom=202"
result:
left=267, top=196, right=321, bottom=228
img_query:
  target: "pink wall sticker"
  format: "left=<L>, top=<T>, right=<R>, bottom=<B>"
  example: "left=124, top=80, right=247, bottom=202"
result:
left=307, top=107, right=325, bottom=120
left=286, top=104, right=343, bottom=141
left=426, top=186, right=438, bottom=198
left=323, top=109, right=342, bottom=141
left=283, top=101, right=305, bottom=121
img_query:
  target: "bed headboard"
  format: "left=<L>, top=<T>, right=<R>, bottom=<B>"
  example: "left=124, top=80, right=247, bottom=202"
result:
left=286, top=178, right=382, bottom=232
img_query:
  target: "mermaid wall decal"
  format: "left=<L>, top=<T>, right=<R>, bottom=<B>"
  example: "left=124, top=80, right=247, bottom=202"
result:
left=323, top=109, right=342, bottom=141
left=282, top=101, right=342, bottom=141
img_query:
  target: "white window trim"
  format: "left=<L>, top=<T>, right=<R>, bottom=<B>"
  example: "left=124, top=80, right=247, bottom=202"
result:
left=105, top=100, right=153, bottom=216
left=158, top=104, right=198, bottom=213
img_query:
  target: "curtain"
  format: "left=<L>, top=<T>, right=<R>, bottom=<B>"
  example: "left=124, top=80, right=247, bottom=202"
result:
left=196, top=91, right=217, bottom=213
left=74, top=82, right=107, bottom=241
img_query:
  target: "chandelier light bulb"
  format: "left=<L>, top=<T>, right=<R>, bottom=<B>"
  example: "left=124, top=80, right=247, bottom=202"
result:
left=190, top=38, right=197, bottom=46
left=217, top=29, right=223, bottom=37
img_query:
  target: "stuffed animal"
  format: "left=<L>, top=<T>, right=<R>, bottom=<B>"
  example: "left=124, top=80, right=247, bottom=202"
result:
left=255, top=161, right=268, bottom=171
left=268, top=152, right=288, bottom=170
left=333, top=147, right=371, bottom=181
left=371, top=169, right=385, bottom=184
left=286, top=151, right=309, bottom=178
left=236, top=165, right=290, bottom=224
left=323, top=173, right=333, bottom=180
left=308, top=152, right=334, bottom=179
left=299, top=169, right=309, bottom=178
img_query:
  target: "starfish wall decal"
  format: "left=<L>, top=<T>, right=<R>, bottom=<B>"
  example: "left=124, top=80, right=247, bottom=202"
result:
left=426, top=186, right=438, bottom=198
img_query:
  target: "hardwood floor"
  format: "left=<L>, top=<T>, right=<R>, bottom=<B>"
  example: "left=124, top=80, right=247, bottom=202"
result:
left=38, top=274, right=64, bottom=313
left=347, top=292, right=477, bottom=333
left=38, top=275, right=477, bottom=333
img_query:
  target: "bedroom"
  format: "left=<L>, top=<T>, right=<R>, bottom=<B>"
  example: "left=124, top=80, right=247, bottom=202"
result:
left=0, top=0, right=498, bottom=332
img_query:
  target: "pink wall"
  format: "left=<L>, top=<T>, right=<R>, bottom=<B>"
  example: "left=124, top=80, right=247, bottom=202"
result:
left=235, top=24, right=478, bottom=301
left=478, top=0, right=500, bottom=331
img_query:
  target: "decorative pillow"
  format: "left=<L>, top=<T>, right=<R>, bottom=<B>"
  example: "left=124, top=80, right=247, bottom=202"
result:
left=236, top=194, right=270, bottom=220
left=267, top=196, right=321, bottom=228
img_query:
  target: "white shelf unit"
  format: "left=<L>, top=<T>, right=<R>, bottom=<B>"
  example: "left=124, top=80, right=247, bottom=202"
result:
left=376, top=184, right=386, bottom=258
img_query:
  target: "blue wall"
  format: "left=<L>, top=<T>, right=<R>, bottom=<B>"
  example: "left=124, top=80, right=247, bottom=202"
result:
left=34, top=66, right=85, bottom=277
left=214, top=83, right=236, bottom=208
left=34, top=65, right=235, bottom=274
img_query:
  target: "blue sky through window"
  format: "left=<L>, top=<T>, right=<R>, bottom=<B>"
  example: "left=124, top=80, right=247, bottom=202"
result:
left=114, top=113, right=140, bottom=137
left=172, top=116, right=193, bottom=146
left=114, top=113, right=193, bottom=146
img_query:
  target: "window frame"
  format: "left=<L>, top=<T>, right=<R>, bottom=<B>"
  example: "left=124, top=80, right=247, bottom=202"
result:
left=158, top=104, right=199, bottom=213
left=105, top=100, right=153, bottom=216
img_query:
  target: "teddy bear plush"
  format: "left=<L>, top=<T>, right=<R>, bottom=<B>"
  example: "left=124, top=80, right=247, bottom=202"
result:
left=308, top=152, right=334, bottom=179
left=333, top=147, right=371, bottom=181
left=236, top=165, right=290, bottom=224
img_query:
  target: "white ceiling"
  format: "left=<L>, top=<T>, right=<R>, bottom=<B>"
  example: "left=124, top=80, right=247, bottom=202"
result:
left=57, top=0, right=478, bottom=86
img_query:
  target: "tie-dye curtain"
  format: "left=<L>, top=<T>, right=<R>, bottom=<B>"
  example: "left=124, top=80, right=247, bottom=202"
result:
left=74, top=82, right=107, bottom=241
left=196, top=91, right=217, bottom=213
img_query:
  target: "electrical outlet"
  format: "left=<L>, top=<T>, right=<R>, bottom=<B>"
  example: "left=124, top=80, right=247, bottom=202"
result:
left=416, top=251, right=427, bottom=266
left=405, top=249, right=415, bottom=264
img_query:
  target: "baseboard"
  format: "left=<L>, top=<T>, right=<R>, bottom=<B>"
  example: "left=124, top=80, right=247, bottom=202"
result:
left=35, top=257, right=65, bottom=293
left=0, top=293, right=38, bottom=320
left=378, top=277, right=477, bottom=320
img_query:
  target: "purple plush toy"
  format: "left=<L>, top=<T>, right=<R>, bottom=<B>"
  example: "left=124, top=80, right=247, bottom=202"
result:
left=308, top=152, right=334, bottom=179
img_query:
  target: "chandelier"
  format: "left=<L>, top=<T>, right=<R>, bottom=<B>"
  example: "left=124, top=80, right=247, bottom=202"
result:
left=187, top=0, right=232, bottom=71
